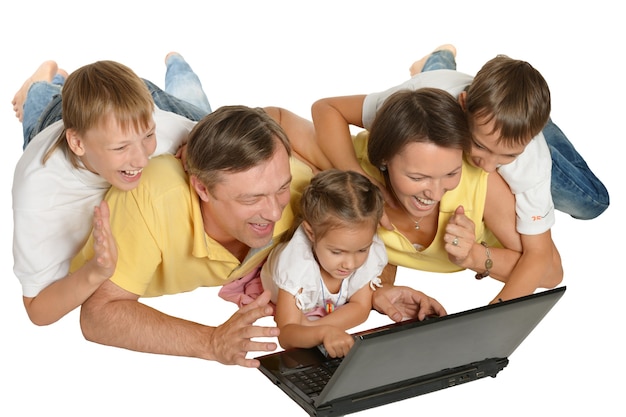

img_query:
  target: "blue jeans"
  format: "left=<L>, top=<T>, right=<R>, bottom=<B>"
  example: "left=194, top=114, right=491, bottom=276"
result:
left=543, top=120, right=609, bottom=219
left=422, top=50, right=610, bottom=219
left=22, top=74, right=65, bottom=148
left=22, top=55, right=211, bottom=149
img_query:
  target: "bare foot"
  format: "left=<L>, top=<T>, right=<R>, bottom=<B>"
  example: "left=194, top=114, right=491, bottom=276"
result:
left=409, top=44, right=457, bottom=77
left=164, top=51, right=182, bottom=65
left=12, top=60, right=59, bottom=122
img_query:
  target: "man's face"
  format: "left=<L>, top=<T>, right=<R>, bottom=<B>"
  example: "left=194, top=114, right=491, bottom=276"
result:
left=71, top=114, right=157, bottom=191
left=199, top=144, right=292, bottom=250
left=468, top=115, right=529, bottom=173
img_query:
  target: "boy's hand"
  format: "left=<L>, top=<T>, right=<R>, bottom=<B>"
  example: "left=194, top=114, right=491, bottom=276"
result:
left=90, top=201, right=118, bottom=282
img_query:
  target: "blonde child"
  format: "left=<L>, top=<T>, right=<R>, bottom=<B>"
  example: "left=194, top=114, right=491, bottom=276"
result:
left=12, top=56, right=203, bottom=325
left=261, top=169, right=387, bottom=358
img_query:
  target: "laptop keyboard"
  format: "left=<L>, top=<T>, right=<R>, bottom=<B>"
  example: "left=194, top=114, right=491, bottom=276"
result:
left=284, top=358, right=343, bottom=397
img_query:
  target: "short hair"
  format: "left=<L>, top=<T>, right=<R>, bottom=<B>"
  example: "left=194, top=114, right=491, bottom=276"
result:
left=44, top=60, right=154, bottom=166
left=186, top=105, right=292, bottom=192
left=466, top=55, right=551, bottom=146
left=368, top=88, right=471, bottom=169
left=298, top=169, right=384, bottom=240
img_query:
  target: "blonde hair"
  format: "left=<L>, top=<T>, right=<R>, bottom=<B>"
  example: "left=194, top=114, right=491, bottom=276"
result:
left=43, top=60, right=154, bottom=166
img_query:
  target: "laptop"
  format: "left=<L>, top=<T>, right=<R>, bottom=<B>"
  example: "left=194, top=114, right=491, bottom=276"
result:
left=257, top=286, right=565, bottom=416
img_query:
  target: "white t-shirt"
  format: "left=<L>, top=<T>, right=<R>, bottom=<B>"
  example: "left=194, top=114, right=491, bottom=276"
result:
left=12, top=108, right=196, bottom=297
left=362, top=69, right=554, bottom=235
left=260, top=225, right=388, bottom=314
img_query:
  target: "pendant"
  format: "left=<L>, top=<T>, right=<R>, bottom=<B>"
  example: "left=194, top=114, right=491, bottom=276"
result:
left=414, top=222, right=420, bottom=230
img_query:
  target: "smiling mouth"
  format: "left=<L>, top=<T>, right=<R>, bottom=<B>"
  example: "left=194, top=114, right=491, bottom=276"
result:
left=415, top=196, right=436, bottom=207
left=121, top=168, right=143, bottom=178
left=250, top=222, right=274, bottom=234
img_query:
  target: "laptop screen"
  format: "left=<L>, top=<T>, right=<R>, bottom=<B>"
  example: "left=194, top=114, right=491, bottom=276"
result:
left=318, top=287, right=565, bottom=404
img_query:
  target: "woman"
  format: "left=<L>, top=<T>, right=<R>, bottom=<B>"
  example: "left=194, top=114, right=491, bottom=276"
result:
left=266, top=87, right=561, bottom=319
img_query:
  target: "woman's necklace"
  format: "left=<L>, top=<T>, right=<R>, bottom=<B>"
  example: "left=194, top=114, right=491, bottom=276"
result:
left=390, top=188, right=424, bottom=230
left=404, top=209, right=424, bottom=230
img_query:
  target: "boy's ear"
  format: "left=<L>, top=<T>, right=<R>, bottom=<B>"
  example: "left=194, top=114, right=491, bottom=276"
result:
left=66, top=129, right=86, bottom=156
left=191, top=176, right=210, bottom=202
left=457, top=91, right=467, bottom=111
left=301, top=220, right=315, bottom=242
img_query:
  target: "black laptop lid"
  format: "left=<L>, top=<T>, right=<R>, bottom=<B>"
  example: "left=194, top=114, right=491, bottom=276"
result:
left=317, top=287, right=565, bottom=404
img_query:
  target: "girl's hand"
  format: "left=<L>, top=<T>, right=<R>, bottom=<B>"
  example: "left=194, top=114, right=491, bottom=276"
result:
left=321, top=327, right=355, bottom=358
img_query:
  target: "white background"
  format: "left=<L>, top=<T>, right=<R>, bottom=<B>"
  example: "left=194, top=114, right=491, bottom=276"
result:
left=1, top=1, right=623, bottom=416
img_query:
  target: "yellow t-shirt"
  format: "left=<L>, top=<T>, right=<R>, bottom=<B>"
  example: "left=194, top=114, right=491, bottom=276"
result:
left=353, top=131, right=499, bottom=273
left=70, top=154, right=312, bottom=297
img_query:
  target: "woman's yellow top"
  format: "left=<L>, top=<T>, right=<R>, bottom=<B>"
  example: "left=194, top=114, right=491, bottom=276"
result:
left=354, top=131, right=499, bottom=273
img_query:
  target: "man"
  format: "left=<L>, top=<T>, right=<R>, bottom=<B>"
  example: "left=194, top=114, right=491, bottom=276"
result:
left=73, top=105, right=446, bottom=366
left=71, top=105, right=307, bottom=367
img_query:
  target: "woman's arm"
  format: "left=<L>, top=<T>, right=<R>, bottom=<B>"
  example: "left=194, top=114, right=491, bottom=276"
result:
left=446, top=172, right=563, bottom=302
left=310, top=95, right=368, bottom=172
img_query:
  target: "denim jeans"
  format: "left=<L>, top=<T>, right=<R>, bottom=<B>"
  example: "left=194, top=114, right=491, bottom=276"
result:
left=421, top=50, right=610, bottom=219
left=22, top=74, right=65, bottom=149
left=543, top=119, right=609, bottom=219
left=22, top=55, right=211, bottom=149
left=422, top=50, right=457, bottom=72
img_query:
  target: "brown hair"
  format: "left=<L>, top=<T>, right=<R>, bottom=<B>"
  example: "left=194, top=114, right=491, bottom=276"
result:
left=186, top=105, right=292, bottom=192
left=43, top=60, right=154, bottom=166
left=466, top=55, right=551, bottom=146
left=288, top=169, right=384, bottom=241
left=368, top=88, right=471, bottom=169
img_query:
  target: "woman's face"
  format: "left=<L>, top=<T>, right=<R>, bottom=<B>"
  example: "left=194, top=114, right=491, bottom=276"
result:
left=386, top=141, right=463, bottom=218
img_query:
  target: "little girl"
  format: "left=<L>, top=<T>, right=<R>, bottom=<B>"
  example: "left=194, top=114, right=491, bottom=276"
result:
left=261, top=169, right=387, bottom=358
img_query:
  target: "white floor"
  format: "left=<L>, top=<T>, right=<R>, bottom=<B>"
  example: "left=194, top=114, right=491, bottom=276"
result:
left=1, top=1, right=623, bottom=416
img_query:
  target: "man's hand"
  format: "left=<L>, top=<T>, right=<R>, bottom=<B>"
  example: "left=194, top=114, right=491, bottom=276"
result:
left=209, top=290, right=280, bottom=368
left=372, top=285, right=447, bottom=322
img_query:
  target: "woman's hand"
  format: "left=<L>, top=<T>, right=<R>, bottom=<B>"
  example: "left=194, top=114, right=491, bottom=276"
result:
left=372, top=284, right=447, bottom=322
left=444, top=205, right=477, bottom=268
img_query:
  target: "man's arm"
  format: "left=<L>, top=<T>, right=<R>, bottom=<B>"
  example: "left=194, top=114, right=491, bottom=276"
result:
left=80, top=280, right=279, bottom=367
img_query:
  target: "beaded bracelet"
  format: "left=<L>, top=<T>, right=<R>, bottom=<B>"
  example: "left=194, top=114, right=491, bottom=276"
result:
left=475, top=241, right=493, bottom=280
